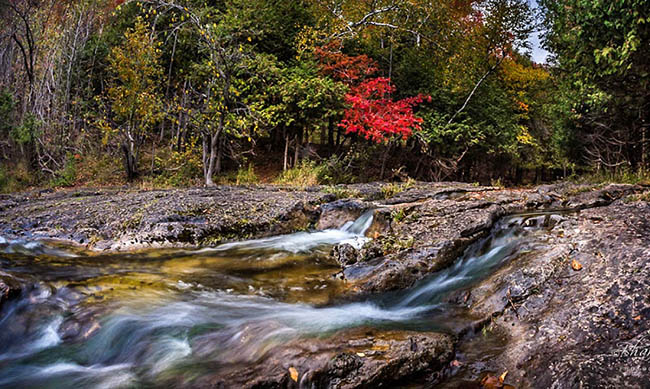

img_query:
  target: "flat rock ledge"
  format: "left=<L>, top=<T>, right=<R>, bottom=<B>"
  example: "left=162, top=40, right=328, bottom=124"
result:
left=196, top=328, right=454, bottom=389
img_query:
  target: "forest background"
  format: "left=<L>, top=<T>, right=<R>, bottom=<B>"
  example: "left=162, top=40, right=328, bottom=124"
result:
left=1, top=0, right=648, bottom=190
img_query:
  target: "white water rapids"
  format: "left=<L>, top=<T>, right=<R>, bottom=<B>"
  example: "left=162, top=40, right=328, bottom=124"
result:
left=0, top=211, right=553, bottom=388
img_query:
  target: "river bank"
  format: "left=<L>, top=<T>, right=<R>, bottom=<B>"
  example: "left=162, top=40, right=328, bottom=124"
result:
left=0, top=182, right=649, bottom=387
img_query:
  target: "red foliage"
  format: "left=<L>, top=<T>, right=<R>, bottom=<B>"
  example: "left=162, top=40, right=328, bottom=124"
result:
left=315, top=44, right=431, bottom=143
left=339, top=78, right=432, bottom=143
left=314, top=43, right=378, bottom=83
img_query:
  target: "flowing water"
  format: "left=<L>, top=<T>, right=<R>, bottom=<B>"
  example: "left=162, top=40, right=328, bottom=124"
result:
left=0, top=211, right=559, bottom=388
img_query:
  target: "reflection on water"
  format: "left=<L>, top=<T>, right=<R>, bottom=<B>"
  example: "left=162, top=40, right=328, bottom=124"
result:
left=0, top=212, right=555, bottom=388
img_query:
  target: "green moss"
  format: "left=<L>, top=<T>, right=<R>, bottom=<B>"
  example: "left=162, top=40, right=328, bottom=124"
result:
left=376, top=234, right=415, bottom=254
left=380, top=178, right=416, bottom=199
left=322, top=185, right=361, bottom=199
left=122, top=211, right=144, bottom=231
left=624, top=191, right=650, bottom=203
left=391, top=208, right=406, bottom=223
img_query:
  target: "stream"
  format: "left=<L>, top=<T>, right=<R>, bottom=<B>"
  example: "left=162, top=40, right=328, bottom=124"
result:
left=0, top=211, right=559, bottom=388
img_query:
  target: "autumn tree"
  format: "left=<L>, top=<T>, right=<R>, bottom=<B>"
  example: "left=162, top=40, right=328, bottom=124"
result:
left=99, top=17, right=163, bottom=180
left=315, top=44, right=430, bottom=177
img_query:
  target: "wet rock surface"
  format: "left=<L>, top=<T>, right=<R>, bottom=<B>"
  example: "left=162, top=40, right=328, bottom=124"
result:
left=444, top=196, right=650, bottom=388
left=0, top=186, right=333, bottom=251
left=206, top=328, right=454, bottom=389
left=0, top=270, right=22, bottom=308
left=339, top=183, right=643, bottom=296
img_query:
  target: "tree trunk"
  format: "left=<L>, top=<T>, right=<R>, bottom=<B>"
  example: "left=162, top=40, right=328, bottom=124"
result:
left=320, top=122, right=326, bottom=146
left=380, top=142, right=391, bottom=180
left=327, top=117, right=334, bottom=148
left=122, top=141, right=138, bottom=181
left=293, top=134, right=299, bottom=168
left=642, top=125, right=647, bottom=173
left=293, top=129, right=303, bottom=168
left=202, top=134, right=208, bottom=178
left=205, top=131, right=220, bottom=187
left=447, top=56, right=505, bottom=125
left=215, top=135, right=224, bottom=175
left=283, top=131, right=289, bottom=171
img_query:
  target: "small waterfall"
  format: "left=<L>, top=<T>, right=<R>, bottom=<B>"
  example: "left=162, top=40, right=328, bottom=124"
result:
left=203, top=210, right=375, bottom=253
left=341, top=210, right=375, bottom=235
left=390, top=232, right=518, bottom=309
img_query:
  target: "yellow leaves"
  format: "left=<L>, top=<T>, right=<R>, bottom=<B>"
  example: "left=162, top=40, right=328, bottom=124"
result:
left=516, top=126, right=537, bottom=147
left=103, top=16, right=164, bottom=140
left=501, top=57, right=550, bottom=88
left=247, top=36, right=252, bottom=42
left=499, top=371, right=508, bottom=383
left=288, top=367, right=299, bottom=382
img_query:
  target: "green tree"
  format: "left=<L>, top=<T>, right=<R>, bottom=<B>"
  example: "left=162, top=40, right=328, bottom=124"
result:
left=99, top=17, right=163, bottom=180
left=540, top=0, right=650, bottom=171
left=274, top=61, right=347, bottom=170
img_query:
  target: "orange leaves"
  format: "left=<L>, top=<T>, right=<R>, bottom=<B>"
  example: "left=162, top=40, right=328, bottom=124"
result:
left=480, top=371, right=513, bottom=389
left=314, top=42, right=378, bottom=84
left=571, top=259, right=583, bottom=271
left=288, top=367, right=299, bottom=382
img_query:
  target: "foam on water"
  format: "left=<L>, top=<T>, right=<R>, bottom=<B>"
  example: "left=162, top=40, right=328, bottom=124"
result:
left=201, top=210, right=374, bottom=253
left=0, top=236, right=78, bottom=257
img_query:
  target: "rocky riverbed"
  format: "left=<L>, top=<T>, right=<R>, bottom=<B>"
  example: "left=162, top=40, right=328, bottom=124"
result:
left=0, top=181, right=649, bottom=388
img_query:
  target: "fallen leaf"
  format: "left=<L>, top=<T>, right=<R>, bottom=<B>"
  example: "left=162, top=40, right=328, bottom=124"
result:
left=356, top=352, right=366, bottom=357
left=289, top=367, right=298, bottom=382
left=571, top=259, right=583, bottom=271
left=633, top=315, right=641, bottom=321
left=499, top=370, right=508, bottom=383
left=480, top=374, right=500, bottom=389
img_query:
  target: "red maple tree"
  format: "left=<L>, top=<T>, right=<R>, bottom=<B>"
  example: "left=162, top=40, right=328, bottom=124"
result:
left=340, top=78, right=431, bottom=143
left=314, top=44, right=378, bottom=84
left=315, top=44, right=431, bottom=143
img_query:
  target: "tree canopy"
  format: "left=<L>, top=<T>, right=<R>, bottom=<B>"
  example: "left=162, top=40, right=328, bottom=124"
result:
left=0, top=0, right=647, bottom=189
